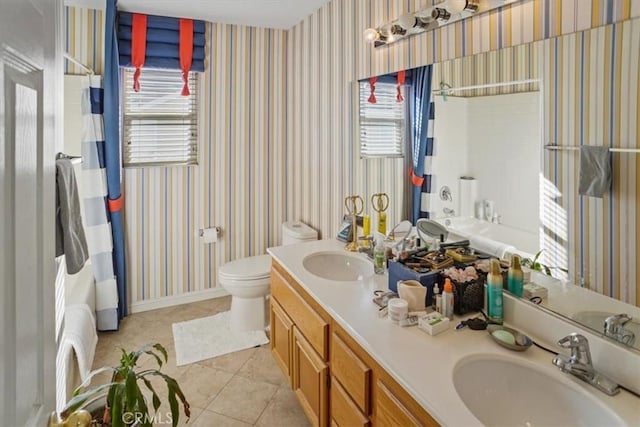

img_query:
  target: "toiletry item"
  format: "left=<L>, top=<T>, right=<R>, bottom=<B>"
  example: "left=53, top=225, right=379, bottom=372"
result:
left=475, top=200, right=485, bottom=220
left=378, top=212, right=387, bottom=235
left=418, top=312, right=450, bottom=335
left=399, top=315, right=419, bottom=327
left=432, top=283, right=440, bottom=311
left=487, top=325, right=532, bottom=351
left=397, top=280, right=427, bottom=311
left=487, top=259, right=504, bottom=324
left=387, top=298, right=408, bottom=324
left=507, top=254, right=524, bottom=297
left=373, top=236, right=386, bottom=275
left=483, top=200, right=495, bottom=222
left=523, top=283, right=548, bottom=300
left=492, top=329, right=516, bottom=346
left=441, top=278, right=454, bottom=320
left=362, top=215, right=371, bottom=247
left=435, top=292, right=442, bottom=314
left=336, top=219, right=352, bottom=243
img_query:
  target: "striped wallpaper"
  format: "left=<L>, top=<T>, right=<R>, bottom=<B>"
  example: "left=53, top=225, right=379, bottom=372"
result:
left=64, top=6, right=104, bottom=75
left=123, top=24, right=287, bottom=304
left=65, top=0, right=639, bottom=308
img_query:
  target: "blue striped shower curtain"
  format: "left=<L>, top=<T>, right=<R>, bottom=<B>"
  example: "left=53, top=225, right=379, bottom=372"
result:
left=81, top=75, right=119, bottom=331
left=410, top=65, right=435, bottom=222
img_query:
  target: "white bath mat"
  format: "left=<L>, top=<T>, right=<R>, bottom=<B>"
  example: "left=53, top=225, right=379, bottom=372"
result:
left=172, top=311, right=269, bottom=366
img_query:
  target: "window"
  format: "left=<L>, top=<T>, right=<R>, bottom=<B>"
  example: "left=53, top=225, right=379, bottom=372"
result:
left=359, top=81, right=407, bottom=158
left=123, top=68, right=199, bottom=167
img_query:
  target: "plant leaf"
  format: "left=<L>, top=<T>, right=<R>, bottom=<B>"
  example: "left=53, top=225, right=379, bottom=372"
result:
left=61, top=382, right=116, bottom=419
left=167, top=389, right=179, bottom=427
left=145, top=372, right=191, bottom=421
left=72, top=366, right=117, bottom=396
left=152, top=343, right=168, bottom=363
left=111, top=384, right=125, bottom=427
left=140, top=377, right=161, bottom=413
left=125, top=370, right=138, bottom=411
left=144, top=350, right=163, bottom=368
left=135, top=388, right=152, bottom=427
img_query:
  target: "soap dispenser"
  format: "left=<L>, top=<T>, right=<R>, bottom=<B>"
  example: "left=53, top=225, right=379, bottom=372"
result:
left=487, top=259, right=503, bottom=324
left=507, top=254, right=524, bottom=297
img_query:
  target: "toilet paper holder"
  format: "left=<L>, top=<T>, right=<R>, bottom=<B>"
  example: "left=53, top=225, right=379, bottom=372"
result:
left=199, top=227, right=221, bottom=243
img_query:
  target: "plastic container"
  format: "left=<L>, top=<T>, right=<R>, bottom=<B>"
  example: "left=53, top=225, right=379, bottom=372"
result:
left=418, top=312, right=450, bottom=335
left=442, top=278, right=454, bottom=320
left=387, top=298, right=408, bottom=324
left=487, top=259, right=504, bottom=324
left=432, top=282, right=440, bottom=312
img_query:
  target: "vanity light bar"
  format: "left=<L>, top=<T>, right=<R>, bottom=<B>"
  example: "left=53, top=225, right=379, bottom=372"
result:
left=365, top=0, right=521, bottom=48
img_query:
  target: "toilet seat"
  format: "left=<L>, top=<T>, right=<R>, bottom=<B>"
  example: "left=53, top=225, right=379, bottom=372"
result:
left=219, top=254, right=271, bottom=282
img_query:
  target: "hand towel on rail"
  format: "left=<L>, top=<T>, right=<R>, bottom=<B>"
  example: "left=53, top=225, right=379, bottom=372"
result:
left=55, top=158, right=89, bottom=274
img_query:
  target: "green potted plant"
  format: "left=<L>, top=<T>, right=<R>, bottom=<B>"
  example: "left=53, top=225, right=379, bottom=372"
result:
left=50, top=343, right=190, bottom=427
left=521, top=249, right=568, bottom=277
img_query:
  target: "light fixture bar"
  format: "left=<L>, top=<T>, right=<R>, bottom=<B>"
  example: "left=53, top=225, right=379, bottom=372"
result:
left=365, top=0, right=521, bottom=48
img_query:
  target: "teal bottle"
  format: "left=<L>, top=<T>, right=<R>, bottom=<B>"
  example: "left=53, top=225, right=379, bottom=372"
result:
left=487, top=259, right=503, bottom=325
left=507, top=255, right=524, bottom=297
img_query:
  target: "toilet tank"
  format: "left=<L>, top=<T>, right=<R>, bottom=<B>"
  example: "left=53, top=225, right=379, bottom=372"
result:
left=282, top=221, right=318, bottom=245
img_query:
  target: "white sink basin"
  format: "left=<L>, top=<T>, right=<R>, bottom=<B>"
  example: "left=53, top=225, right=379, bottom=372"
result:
left=453, top=354, right=623, bottom=426
left=302, top=251, right=373, bottom=282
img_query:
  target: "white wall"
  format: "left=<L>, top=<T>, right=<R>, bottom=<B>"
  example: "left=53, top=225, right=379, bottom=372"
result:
left=466, top=92, right=541, bottom=234
left=431, top=97, right=468, bottom=217
left=432, top=92, right=541, bottom=236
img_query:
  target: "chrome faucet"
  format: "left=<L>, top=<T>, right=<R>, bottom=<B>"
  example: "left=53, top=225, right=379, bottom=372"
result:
left=604, top=314, right=636, bottom=347
left=552, top=333, right=620, bottom=396
left=357, top=235, right=375, bottom=259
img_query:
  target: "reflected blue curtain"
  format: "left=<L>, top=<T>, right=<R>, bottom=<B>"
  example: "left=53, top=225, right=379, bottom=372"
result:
left=410, top=66, right=434, bottom=224
left=105, top=0, right=127, bottom=322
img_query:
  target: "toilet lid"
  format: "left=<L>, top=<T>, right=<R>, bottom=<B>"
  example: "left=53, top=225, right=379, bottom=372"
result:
left=219, top=254, right=272, bottom=281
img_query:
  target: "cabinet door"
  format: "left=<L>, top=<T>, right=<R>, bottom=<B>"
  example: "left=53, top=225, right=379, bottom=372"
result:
left=330, top=377, right=370, bottom=427
left=375, top=379, right=422, bottom=427
left=293, top=326, right=329, bottom=427
left=331, top=332, right=371, bottom=414
left=270, top=299, right=293, bottom=386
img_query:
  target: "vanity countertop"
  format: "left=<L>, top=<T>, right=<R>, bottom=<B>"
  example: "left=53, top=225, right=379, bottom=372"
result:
left=267, top=238, right=640, bottom=426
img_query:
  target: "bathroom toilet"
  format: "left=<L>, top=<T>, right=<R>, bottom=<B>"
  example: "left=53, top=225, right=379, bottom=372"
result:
left=219, top=221, right=318, bottom=332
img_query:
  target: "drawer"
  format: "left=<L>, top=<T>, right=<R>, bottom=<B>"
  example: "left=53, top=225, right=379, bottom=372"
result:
left=330, top=377, right=370, bottom=427
left=271, top=267, right=329, bottom=359
left=331, top=332, right=371, bottom=414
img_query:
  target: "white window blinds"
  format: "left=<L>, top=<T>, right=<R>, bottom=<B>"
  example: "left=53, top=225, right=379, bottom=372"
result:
left=359, top=81, right=407, bottom=158
left=123, top=68, right=199, bottom=167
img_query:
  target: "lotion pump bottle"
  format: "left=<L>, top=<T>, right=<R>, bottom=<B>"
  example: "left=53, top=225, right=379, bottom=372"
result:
left=487, top=259, right=503, bottom=324
left=432, top=283, right=440, bottom=312
left=442, top=278, right=454, bottom=320
left=507, top=254, right=524, bottom=297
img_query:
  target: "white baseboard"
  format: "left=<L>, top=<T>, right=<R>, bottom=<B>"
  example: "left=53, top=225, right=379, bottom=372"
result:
left=129, top=288, right=229, bottom=314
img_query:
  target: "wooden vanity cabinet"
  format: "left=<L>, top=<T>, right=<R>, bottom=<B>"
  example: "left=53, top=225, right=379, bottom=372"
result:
left=270, top=260, right=440, bottom=427
left=270, top=262, right=330, bottom=427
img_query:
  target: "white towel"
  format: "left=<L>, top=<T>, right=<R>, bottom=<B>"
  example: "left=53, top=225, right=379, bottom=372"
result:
left=60, top=304, right=98, bottom=381
left=470, top=235, right=515, bottom=260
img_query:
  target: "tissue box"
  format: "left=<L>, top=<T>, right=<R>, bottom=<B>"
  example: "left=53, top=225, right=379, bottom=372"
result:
left=418, top=312, right=450, bottom=336
left=388, top=261, right=440, bottom=307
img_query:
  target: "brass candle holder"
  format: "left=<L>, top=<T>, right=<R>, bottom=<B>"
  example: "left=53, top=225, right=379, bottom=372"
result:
left=371, top=192, right=389, bottom=236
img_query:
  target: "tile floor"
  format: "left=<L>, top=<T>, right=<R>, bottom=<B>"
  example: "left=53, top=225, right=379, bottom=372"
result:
left=92, top=296, right=310, bottom=427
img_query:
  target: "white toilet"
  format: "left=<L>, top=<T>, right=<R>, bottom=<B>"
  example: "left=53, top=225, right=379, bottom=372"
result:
left=219, top=221, right=318, bottom=332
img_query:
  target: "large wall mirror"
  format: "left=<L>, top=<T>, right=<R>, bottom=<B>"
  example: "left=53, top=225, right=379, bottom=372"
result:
left=359, top=17, right=640, bottom=353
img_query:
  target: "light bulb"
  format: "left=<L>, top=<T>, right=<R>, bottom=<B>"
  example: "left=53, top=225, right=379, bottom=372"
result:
left=363, top=28, right=380, bottom=43
left=445, top=0, right=468, bottom=14
left=396, top=13, right=417, bottom=30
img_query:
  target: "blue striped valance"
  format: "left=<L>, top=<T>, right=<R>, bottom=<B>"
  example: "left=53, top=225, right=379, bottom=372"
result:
left=117, top=12, right=206, bottom=72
